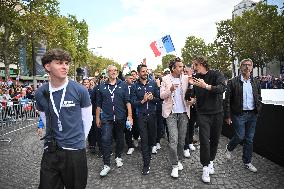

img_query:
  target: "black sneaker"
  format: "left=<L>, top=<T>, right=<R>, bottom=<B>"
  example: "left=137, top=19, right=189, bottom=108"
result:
left=142, top=166, right=150, bottom=175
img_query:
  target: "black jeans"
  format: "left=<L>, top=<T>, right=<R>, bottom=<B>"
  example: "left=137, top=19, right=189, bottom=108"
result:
left=156, top=111, right=165, bottom=144
left=138, top=113, right=157, bottom=167
left=101, top=119, right=125, bottom=166
left=88, top=120, right=102, bottom=153
left=132, top=114, right=140, bottom=140
left=197, top=112, right=223, bottom=166
left=124, top=128, right=134, bottom=148
left=39, top=148, right=87, bottom=189
left=184, top=107, right=197, bottom=149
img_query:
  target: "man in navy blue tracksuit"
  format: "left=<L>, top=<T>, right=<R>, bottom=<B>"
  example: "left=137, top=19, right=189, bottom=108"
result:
left=131, top=64, right=160, bottom=175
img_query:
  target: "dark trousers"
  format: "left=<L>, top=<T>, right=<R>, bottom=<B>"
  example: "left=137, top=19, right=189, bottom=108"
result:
left=156, top=112, right=165, bottom=144
left=101, top=119, right=125, bottom=166
left=197, top=112, right=223, bottom=166
left=184, top=107, right=197, bottom=149
left=39, top=148, right=87, bottom=189
left=132, top=114, right=140, bottom=140
left=88, top=121, right=102, bottom=153
left=138, top=113, right=157, bottom=167
left=227, top=112, right=257, bottom=164
left=124, top=128, right=134, bottom=148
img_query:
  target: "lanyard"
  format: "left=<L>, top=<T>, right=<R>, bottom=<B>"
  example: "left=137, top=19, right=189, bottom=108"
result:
left=108, top=84, right=117, bottom=121
left=49, top=81, right=68, bottom=122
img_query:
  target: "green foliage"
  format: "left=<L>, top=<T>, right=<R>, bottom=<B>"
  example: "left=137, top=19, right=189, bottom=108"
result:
left=161, top=54, right=176, bottom=70
left=181, top=36, right=208, bottom=65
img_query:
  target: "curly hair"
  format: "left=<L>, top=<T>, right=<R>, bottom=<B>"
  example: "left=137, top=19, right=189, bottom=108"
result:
left=41, top=48, right=71, bottom=67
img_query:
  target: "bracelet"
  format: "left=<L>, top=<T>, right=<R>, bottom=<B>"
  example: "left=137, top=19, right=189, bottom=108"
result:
left=205, top=85, right=210, bottom=90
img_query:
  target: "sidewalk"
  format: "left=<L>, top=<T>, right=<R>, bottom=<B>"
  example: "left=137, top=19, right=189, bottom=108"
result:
left=0, top=126, right=283, bottom=189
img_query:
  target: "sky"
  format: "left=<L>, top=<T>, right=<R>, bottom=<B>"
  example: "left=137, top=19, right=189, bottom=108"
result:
left=59, top=0, right=262, bottom=70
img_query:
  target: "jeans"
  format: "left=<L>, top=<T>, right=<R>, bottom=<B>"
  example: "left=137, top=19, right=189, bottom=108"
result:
left=101, top=119, right=125, bottom=166
left=197, top=112, right=223, bottom=166
left=227, top=111, right=257, bottom=164
left=166, top=113, right=188, bottom=166
left=138, top=113, right=157, bottom=167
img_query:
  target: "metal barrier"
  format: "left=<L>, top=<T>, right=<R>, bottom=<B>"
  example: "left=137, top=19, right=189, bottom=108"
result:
left=0, top=100, right=38, bottom=143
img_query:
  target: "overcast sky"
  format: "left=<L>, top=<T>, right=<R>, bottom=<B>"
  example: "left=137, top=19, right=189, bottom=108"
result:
left=59, top=0, right=261, bottom=70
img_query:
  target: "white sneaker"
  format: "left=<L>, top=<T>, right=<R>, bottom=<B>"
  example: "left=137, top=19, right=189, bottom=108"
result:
left=127, top=148, right=134, bottom=155
left=171, top=166, right=179, bottom=178
left=100, top=165, right=111, bottom=177
left=208, top=161, right=215, bottom=174
left=202, top=166, right=210, bottom=183
left=152, top=146, right=157, bottom=154
left=156, top=143, right=161, bottom=150
left=184, top=149, right=191, bottom=158
left=178, top=162, right=183, bottom=171
left=133, top=140, right=139, bottom=148
left=245, top=163, right=257, bottom=173
left=189, top=144, right=196, bottom=151
left=225, top=144, right=232, bottom=160
left=115, top=157, right=123, bottom=167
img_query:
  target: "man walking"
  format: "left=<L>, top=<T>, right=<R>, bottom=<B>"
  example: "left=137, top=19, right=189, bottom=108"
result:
left=96, top=65, right=133, bottom=177
left=160, top=57, right=191, bottom=178
left=224, top=58, right=262, bottom=173
left=131, top=64, right=160, bottom=175
left=36, top=48, right=92, bottom=189
left=190, top=56, right=226, bottom=183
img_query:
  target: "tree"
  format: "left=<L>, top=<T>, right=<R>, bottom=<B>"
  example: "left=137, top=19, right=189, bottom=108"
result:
left=161, top=54, right=176, bottom=70
left=233, top=3, right=279, bottom=75
left=181, top=36, right=208, bottom=65
left=0, top=0, right=23, bottom=80
left=215, top=19, right=236, bottom=77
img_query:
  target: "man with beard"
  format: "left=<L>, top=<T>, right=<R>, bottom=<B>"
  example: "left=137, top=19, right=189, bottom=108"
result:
left=96, top=65, right=133, bottom=177
left=131, top=64, right=160, bottom=175
left=160, top=57, right=192, bottom=178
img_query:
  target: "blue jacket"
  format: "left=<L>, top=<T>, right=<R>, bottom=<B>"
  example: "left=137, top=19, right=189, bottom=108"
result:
left=131, top=79, right=160, bottom=115
left=96, top=79, right=130, bottom=121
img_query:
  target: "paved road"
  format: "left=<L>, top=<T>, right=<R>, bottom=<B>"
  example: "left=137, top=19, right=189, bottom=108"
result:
left=0, top=126, right=284, bottom=189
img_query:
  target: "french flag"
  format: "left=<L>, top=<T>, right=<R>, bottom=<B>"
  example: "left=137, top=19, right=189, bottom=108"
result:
left=150, top=35, right=175, bottom=57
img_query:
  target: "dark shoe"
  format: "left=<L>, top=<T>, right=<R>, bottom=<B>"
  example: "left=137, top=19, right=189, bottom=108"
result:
left=142, top=166, right=150, bottom=175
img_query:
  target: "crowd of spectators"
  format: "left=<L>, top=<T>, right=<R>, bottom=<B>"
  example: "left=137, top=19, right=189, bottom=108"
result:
left=258, top=74, right=284, bottom=89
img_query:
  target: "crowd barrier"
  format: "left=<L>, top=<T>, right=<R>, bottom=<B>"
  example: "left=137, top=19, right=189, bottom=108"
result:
left=0, top=100, right=38, bottom=143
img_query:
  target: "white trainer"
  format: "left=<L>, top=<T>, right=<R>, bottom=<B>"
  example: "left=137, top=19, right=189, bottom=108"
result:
left=133, top=139, right=139, bottom=148
left=189, top=144, right=196, bottom=151
left=100, top=165, right=111, bottom=177
left=208, top=161, right=215, bottom=174
left=245, top=163, right=257, bottom=173
left=184, top=149, right=191, bottom=158
left=127, top=148, right=134, bottom=155
left=202, top=166, right=210, bottom=183
left=178, top=162, right=183, bottom=171
left=171, top=166, right=179, bottom=178
left=225, top=144, right=232, bottom=160
left=156, top=143, right=161, bottom=150
left=115, top=157, right=123, bottom=167
left=152, top=146, right=157, bottom=154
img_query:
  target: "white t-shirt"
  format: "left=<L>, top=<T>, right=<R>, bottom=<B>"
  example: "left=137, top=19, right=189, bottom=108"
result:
left=171, top=77, right=186, bottom=113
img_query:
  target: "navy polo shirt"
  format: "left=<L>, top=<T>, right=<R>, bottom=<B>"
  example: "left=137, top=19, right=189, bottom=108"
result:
left=35, top=80, right=91, bottom=149
left=96, top=79, right=130, bottom=121
left=131, top=79, right=160, bottom=115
